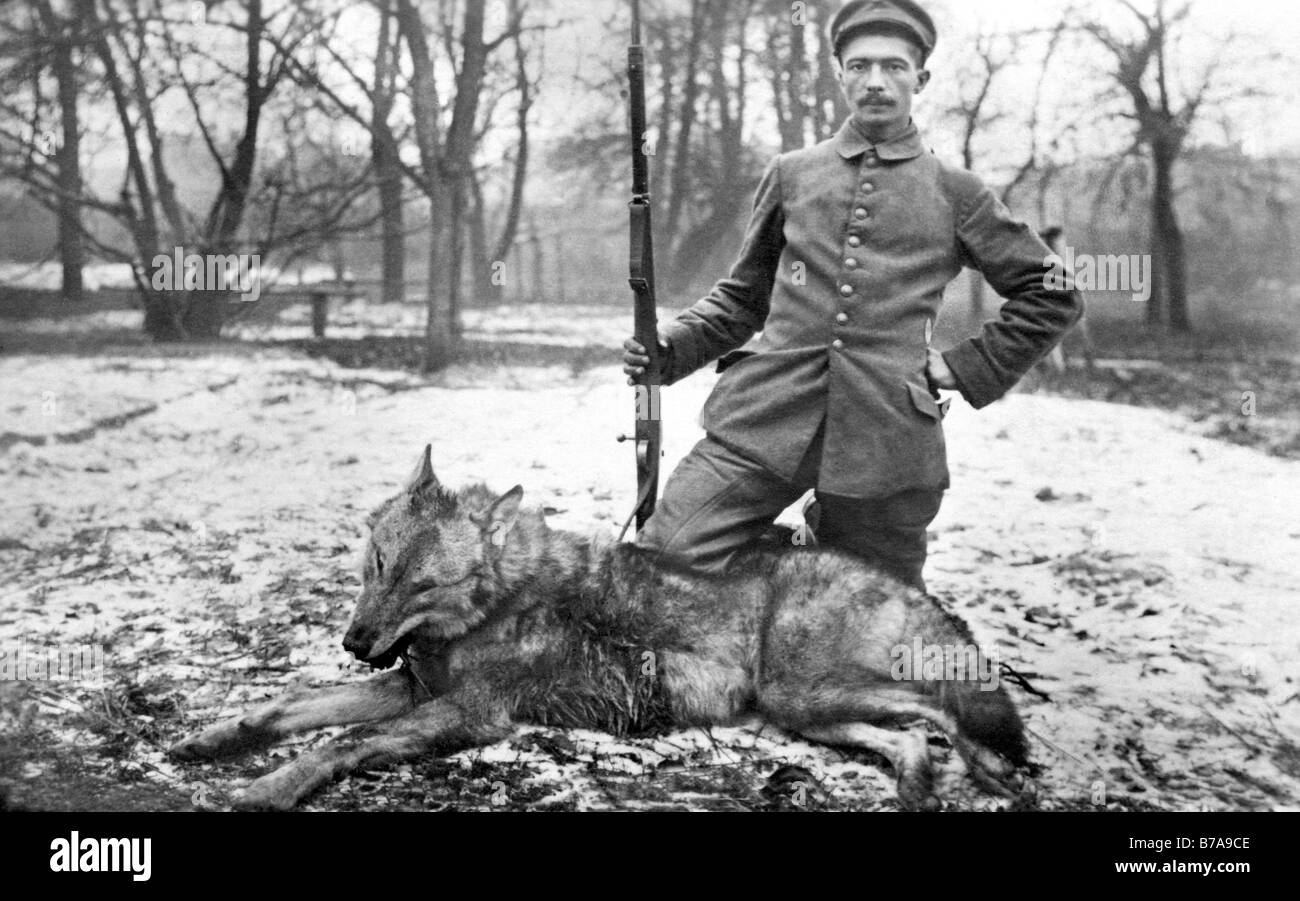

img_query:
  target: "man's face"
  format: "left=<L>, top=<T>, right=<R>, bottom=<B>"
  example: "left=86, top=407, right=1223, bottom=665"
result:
left=836, top=32, right=930, bottom=133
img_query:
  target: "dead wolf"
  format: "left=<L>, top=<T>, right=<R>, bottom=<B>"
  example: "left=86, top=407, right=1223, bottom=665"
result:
left=170, top=446, right=1030, bottom=810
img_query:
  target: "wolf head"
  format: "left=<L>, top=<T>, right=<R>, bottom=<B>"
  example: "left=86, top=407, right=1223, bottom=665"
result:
left=342, top=445, right=526, bottom=667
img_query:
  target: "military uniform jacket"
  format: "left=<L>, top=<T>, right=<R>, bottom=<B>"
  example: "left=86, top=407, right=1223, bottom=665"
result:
left=659, top=117, right=1084, bottom=498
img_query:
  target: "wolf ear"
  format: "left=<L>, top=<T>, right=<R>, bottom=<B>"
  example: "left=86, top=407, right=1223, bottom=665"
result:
left=406, top=444, right=439, bottom=497
left=471, top=485, right=524, bottom=547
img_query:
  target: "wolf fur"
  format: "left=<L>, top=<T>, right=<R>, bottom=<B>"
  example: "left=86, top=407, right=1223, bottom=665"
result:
left=170, top=446, right=1030, bottom=810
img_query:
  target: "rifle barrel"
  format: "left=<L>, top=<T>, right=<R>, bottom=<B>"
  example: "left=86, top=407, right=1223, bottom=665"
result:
left=626, top=0, right=660, bottom=535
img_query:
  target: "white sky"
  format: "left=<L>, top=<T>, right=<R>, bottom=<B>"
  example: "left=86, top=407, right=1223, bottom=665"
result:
left=542, top=0, right=1300, bottom=166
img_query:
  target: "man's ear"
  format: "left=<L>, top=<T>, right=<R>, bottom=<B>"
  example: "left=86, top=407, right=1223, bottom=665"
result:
left=471, top=486, right=524, bottom=547
left=406, top=444, right=439, bottom=497
left=915, top=69, right=931, bottom=93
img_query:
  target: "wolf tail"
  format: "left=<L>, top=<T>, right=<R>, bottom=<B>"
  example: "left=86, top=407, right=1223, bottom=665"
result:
left=940, top=679, right=1030, bottom=767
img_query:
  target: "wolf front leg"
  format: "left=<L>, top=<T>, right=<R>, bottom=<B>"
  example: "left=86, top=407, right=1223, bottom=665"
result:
left=170, top=669, right=419, bottom=761
left=233, top=696, right=512, bottom=811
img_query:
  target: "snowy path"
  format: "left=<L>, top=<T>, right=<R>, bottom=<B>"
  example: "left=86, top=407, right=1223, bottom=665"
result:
left=1, top=320, right=1297, bottom=810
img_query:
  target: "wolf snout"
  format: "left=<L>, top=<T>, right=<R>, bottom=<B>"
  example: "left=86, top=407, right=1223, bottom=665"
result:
left=342, top=625, right=373, bottom=659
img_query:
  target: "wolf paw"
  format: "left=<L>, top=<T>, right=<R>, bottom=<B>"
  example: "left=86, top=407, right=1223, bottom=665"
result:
left=169, top=718, right=272, bottom=761
left=232, top=773, right=300, bottom=812
left=896, top=774, right=941, bottom=811
left=1009, top=775, right=1039, bottom=810
left=895, top=732, right=940, bottom=811
left=231, top=787, right=295, bottom=812
left=953, top=736, right=1025, bottom=800
left=169, top=731, right=232, bottom=761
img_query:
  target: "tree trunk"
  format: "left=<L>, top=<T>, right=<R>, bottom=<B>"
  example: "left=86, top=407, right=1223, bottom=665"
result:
left=663, top=0, right=705, bottom=243
left=372, top=1, right=405, bottom=305
left=207, top=0, right=264, bottom=249
left=787, top=4, right=807, bottom=149
left=493, top=0, right=531, bottom=264
left=375, top=137, right=406, bottom=304
left=553, top=234, right=566, bottom=302
left=650, top=17, right=675, bottom=217
left=1151, top=141, right=1189, bottom=332
left=770, top=60, right=793, bottom=152
left=440, top=0, right=487, bottom=355
left=84, top=0, right=169, bottom=340
left=402, top=0, right=489, bottom=371
left=811, top=0, right=848, bottom=138
left=141, top=294, right=183, bottom=341
left=180, top=289, right=230, bottom=339
left=529, top=220, right=544, bottom=304
left=51, top=26, right=83, bottom=303
left=423, top=196, right=455, bottom=371
left=467, top=173, right=491, bottom=301
left=448, top=182, right=467, bottom=341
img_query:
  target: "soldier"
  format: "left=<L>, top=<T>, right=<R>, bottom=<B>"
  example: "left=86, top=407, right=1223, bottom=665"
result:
left=622, top=0, right=1083, bottom=592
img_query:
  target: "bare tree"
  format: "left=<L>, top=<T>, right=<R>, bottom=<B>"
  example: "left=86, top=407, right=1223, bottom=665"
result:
left=1078, top=0, right=1245, bottom=332
left=274, top=0, right=416, bottom=306
left=371, top=0, right=407, bottom=304
left=0, top=3, right=101, bottom=303
left=665, top=0, right=756, bottom=292
left=0, top=0, right=330, bottom=340
left=34, top=1, right=85, bottom=302
left=492, top=0, right=536, bottom=266
left=808, top=0, right=849, bottom=140
left=396, top=0, right=529, bottom=371
left=661, top=0, right=704, bottom=245
left=944, top=24, right=1076, bottom=319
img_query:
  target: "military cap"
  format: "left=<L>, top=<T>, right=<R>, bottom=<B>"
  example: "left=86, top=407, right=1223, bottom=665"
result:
left=828, top=0, right=937, bottom=60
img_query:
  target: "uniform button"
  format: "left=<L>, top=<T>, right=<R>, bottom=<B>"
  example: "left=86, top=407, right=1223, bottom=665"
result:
left=832, top=339, right=844, bottom=350
left=840, top=284, right=853, bottom=296
left=855, top=207, right=868, bottom=219
left=848, top=236, right=862, bottom=247
left=861, top=182, right=875, bottom=192
left=845, top=258, right=858, bottom=269
left=836, top=312, right=848, bottom=324
left=864, top=157, right=879, bottom=168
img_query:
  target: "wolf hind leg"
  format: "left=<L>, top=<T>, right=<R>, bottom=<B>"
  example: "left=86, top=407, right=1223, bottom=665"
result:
left=798, top=722, right=939, bottom=811
left=763, top=683, right=1026, bottom=805
left=823, top=693, right=1028, bottom=800
left=233, top=696, right=510, bottom=811
left=170, top=670, right=417, bottom=761
left=890, top=696, right=1027, bottom=798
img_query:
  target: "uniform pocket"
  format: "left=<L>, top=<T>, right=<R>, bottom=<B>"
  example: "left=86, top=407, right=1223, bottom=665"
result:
left=906, top=381, right=949, bottom=421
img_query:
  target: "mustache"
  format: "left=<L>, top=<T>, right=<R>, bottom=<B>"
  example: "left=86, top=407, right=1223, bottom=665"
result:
left=858, top=97, right=896, bottom=107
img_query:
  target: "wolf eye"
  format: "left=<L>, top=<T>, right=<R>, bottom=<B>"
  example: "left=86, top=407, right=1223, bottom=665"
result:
left=374, top=548, right=383, bottom=576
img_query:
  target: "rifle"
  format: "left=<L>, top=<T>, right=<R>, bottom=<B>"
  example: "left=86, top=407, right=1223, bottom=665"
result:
left=618, top=0, right=662, bottom=541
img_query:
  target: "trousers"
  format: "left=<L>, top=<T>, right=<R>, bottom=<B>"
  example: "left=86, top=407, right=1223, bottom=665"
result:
left=635, top=424, right=943, bottom=592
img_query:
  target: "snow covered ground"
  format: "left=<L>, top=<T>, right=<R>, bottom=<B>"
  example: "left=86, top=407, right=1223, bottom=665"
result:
left=1, top=303, right=1297, bottom=811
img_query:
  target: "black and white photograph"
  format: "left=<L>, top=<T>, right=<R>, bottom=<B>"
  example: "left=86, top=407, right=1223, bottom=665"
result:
left=0, top=0, right=1295, bottom=859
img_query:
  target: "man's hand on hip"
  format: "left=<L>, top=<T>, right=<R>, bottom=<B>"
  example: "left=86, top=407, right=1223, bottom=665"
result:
left=926, top=347, right=958, bottom=391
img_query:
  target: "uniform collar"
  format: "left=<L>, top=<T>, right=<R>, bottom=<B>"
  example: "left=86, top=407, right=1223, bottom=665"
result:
left=835, top=117, right=925, bottom=161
